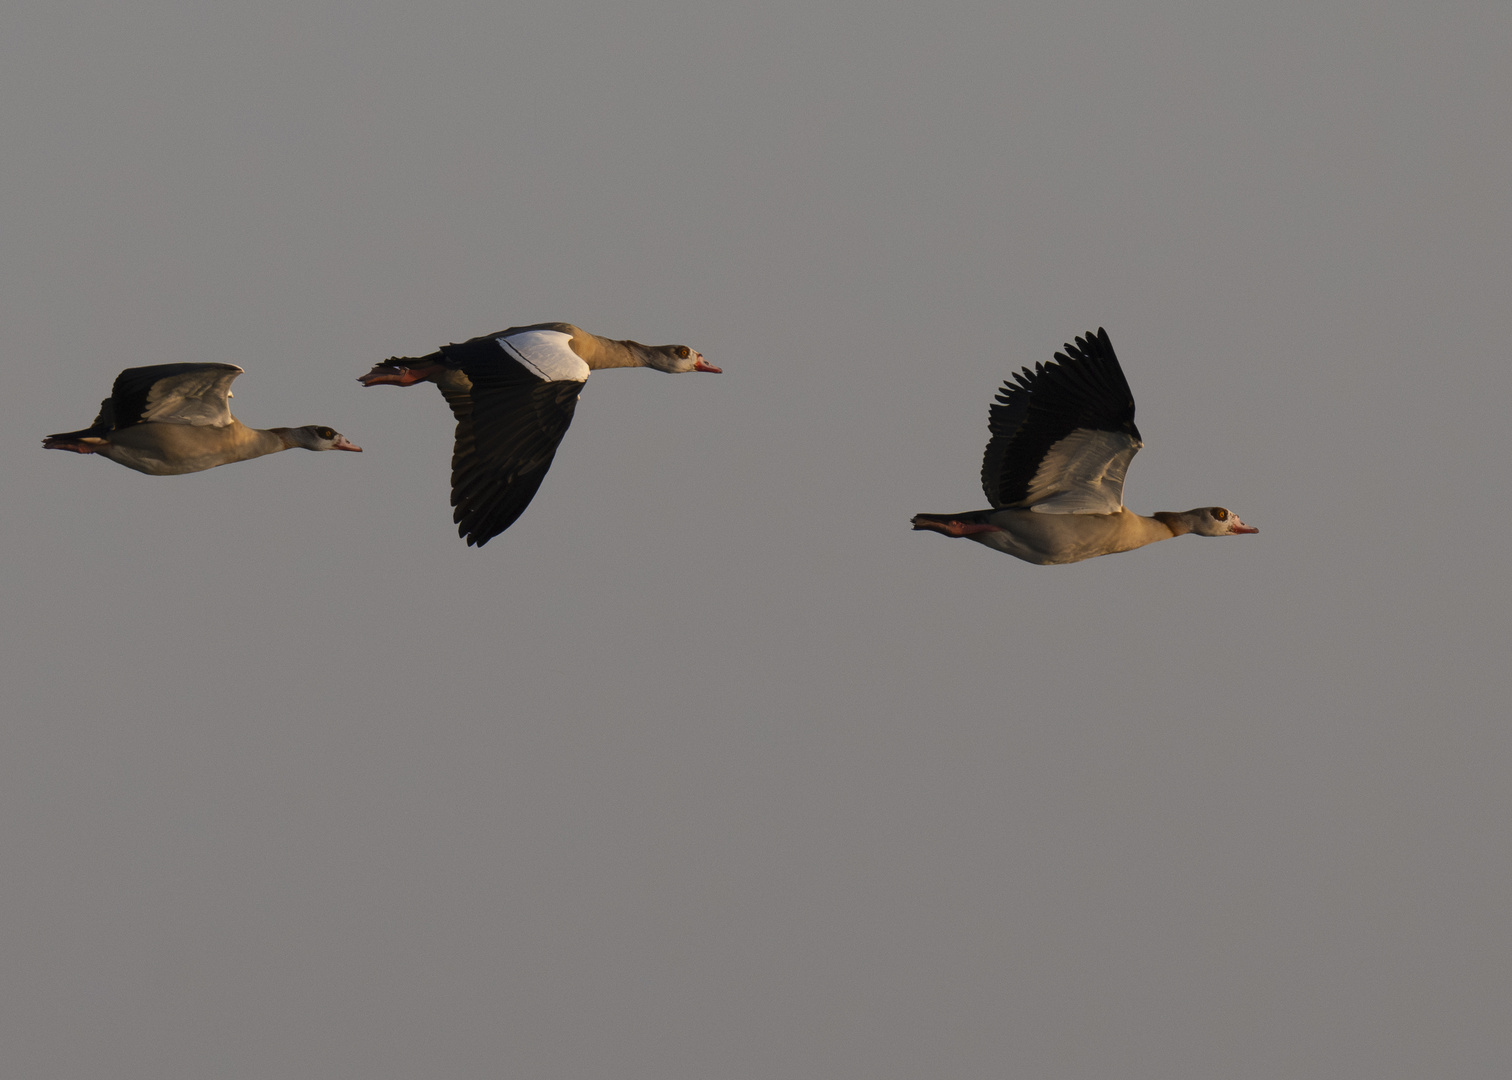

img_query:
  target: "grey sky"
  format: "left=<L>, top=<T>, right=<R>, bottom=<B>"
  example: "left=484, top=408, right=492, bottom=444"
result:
left=4, top=1, right=1510, bottom=1077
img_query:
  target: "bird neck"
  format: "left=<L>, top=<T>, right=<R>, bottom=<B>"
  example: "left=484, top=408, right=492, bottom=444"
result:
left=575, top=333, right=657, bottom=370
left=1151, top=511, right=1193, bottom=538
left=263, top=427, right=305, bottom=453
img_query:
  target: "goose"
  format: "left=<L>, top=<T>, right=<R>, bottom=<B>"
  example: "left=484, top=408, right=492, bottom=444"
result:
left=43, top=363, right=362, bottom=473
left=911, top=328, right=1256, bottom=564
left=358, top=322, right=721, bottom=547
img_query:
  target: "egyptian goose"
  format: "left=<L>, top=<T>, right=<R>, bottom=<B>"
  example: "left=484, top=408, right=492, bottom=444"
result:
left=43, top=363, right=361, bottom=474
left=912, top=328, right=1256, bottom=564
left=358, top=322, right=721, bottom=547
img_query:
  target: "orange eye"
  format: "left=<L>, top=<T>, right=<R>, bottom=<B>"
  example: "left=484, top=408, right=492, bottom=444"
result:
left=675, top=346, right=689, bottom=359
left=1213, top=508, right=1228, bottom=520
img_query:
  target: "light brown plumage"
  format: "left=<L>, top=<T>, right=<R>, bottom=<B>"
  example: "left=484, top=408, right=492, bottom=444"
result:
left=912, top=328, right=1256, bottom=564
left=44, top=362, right=361, bottom=474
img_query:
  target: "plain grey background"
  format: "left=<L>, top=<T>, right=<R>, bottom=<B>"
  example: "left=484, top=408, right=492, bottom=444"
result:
left=4, top=1, right=1509, bottom=1077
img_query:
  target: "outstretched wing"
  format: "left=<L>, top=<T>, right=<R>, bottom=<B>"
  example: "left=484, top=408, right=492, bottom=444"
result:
left=980, top=328, right=1142, bottom=514
left=110, top=363, right=244, bottom=428
left=435, top=333, right=587, bottom=547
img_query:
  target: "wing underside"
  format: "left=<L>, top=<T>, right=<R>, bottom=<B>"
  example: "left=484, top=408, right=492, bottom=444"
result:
left=980, top=328, right=1142, bottom=513
left=1022, top=429, right=1140, bottom=514
left=113, top=363, right=244, bottom=428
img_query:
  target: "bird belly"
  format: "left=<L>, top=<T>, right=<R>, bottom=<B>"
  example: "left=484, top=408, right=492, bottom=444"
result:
left=966, top=509, right=1147, bottom=565
left=98, top=425, right=243, bottom=475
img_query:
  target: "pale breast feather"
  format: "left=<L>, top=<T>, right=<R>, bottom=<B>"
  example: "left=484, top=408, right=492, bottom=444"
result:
left=496, top=329, right=590, bottom=384
left=1024, top=428, right=1141, bottom=515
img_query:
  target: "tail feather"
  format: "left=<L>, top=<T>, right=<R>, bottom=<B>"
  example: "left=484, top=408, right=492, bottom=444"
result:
left=43, top=430, right=107, bottom=453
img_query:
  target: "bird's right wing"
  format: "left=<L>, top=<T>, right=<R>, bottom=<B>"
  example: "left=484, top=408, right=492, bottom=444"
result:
left=113, top=363, right=245, bottom=428
left=980, top=328, right=1142, bottom=514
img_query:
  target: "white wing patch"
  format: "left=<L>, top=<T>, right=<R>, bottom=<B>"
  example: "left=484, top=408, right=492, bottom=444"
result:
left=497, top=329, right=590, bottom=384
left=1025, top=429, right=1141, bottom=515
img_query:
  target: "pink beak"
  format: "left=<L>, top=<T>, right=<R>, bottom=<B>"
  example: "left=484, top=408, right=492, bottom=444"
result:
left=1232, top=519, right=1258, bottom=534
left=333, top=436, right=363, bottom=452
left=693, top=355, right=722, bottom=373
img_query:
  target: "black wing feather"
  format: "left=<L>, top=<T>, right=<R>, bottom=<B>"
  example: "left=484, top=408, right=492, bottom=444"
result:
left=434, top=337, right=582, bottom=547
left=980, top=328, right=1141, bottom=508
left=108, top=363, right=241, bottom=429
left=45, top=363, right=239, bottom=442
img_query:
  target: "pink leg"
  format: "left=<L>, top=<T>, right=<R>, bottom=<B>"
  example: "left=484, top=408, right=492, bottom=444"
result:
left=911, top=515, right=1003, bottom=538
left=358, top=361, right=444, bottom=387
left=947, top=521, right=1003, bottom=536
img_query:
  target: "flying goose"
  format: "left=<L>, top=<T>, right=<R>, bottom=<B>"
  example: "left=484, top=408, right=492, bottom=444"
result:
left=43, top=363, right=361, bottom=474
left=358, top=322, right=721, bottom=547
left=911, top=328, right=1256, bottom=564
